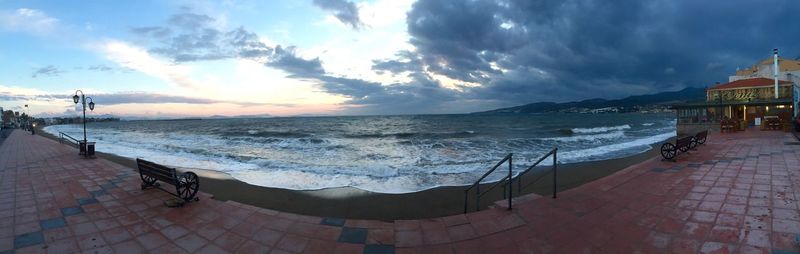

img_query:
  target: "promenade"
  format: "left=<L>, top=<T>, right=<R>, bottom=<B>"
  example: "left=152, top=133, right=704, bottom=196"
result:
left=0, top=129, right=798, bottom=253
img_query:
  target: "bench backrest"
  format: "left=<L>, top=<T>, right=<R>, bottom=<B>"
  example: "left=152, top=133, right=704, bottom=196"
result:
left=676, top=136, right=693, bottom=148
left=695, top=130, right=707, bottom=139
left=137, top=158, right=178, bottom=183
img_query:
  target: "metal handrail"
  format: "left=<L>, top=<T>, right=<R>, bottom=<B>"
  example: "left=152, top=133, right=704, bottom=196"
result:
left=512, top=148, right=558, bottom=198
left=59, top=132, right=80, bottom=146
left=463, top=153, right=512, bottom=213
left=463, top=148, right=559, bottom=213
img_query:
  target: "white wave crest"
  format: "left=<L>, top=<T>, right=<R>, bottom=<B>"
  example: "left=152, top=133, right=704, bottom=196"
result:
left=542, top=131, right=625, bottom=142
left=571, top=124, right=631, bottom=134
left=642, top=123, right=654, bottom=126
left=559, top=131, right=675, bottom=162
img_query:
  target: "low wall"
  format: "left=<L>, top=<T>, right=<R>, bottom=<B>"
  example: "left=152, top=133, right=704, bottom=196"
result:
left=677, top=123, right=718, bottom=136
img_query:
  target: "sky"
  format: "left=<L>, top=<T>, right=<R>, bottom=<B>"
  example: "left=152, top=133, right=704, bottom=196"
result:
left=1, top=0, right=800, bottom=118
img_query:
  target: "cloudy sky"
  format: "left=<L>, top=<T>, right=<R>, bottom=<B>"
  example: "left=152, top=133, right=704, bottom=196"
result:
left=2, top=0, right=799, bottom=118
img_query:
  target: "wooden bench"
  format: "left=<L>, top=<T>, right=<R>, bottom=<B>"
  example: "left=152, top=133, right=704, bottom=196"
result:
left=136, top=158, right=200, bottom=204
left=691, top=130, right=708, bottom=149
left=661, top=135, right=694, bottom=161
left=720, top=120, right=734, bottom=133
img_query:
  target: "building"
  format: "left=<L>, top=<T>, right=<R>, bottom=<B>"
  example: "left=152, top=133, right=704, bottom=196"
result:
left=673, top=49, right=800, bottom=134
left=730, top=57, right=800, bottom=83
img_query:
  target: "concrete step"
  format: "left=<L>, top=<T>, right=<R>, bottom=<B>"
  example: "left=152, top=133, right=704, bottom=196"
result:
left=491, top=193, right=543, bottom=209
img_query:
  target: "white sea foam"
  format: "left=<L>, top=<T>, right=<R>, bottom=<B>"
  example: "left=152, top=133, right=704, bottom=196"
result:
left=559, top=131, right=676, bottom=163
left=43, top=119, right=677, bottom=194
left=571, top=124, right=631, bottom=134
left=542, top=131, right=624, bottom=142
left=642, top=123, right=654, bottom=126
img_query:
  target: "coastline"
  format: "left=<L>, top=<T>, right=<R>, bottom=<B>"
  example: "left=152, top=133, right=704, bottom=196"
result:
left=36, top=125, right=666, bottom=220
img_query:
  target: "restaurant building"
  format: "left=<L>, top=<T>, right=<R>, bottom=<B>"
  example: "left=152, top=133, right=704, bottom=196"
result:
left=674, top=49, right=800, bottom=134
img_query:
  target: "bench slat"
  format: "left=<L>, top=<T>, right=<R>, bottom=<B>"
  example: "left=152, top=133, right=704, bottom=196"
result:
left=676, top=136, right=693, bottom=147
left=137, top=159, right=178, bottom=182
left=139, top=165, right=174, bottom=177
left=141, top=169, right=175, bottom=183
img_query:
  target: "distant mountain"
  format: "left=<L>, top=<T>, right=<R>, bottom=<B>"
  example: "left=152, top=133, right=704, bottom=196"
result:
left=206, top=113, right=272, bottom=119
left=478, top=87, right=706, bottom=114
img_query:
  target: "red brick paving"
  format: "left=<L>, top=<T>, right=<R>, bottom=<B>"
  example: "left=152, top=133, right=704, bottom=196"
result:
left=1, top=129, right=800, bottom=253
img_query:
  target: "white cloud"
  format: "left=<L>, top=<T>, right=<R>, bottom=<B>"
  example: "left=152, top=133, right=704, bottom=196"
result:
left=305, top=0, right=415, bottom=85
left=358, top=0, right=414, bottom=28
left=98, top=40, right=206, bottom=90
left=0, top=8, right=59, bottom=35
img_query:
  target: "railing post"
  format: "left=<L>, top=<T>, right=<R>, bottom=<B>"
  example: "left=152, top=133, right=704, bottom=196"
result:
left=553, top=148, right=557, bottom=199
left=508, top=154, right=513, bottom=210
left=475, top=185, right=480, bottom=212
left=463, top=190, right=468, bottom=214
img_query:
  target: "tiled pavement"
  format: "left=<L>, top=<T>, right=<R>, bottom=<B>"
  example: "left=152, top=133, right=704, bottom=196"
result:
left=1, top=129, right=799, bottom=253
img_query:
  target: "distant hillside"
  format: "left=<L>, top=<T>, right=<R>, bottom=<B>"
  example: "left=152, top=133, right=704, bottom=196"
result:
left=206, top=113, right=272, bottom=119
left=479, top=87, right=706, bottom=113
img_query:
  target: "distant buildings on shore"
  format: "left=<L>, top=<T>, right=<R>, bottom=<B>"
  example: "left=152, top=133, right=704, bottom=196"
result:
left=41, top=117, right=120, bottom=125
left=556, top=105, right=672, bottom=114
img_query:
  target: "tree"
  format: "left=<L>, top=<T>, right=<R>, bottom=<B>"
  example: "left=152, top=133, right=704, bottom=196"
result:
left=1, top=110, right=12, bottom=123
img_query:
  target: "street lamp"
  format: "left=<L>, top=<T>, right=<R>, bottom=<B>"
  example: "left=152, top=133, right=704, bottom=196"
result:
left=73, top=90, right=95, bottom=148
left=24, top=104, right=28, bottom=130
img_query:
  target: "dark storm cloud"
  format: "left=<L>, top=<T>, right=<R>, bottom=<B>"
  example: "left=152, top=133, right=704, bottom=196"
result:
left=395, top=0, right=800, bottom=106
left=372, top=50, right=422, bottom=75
left=31, top=65, right=63, bottom=78
left=312, top=0, right=364, bottom=29
left=127, top=11, right=450, bottom=113
left=131, top=13, right=272, bottom=62
left=129, top=1, right=800, bottom=115
left=267, top=46, right=325, bottom=77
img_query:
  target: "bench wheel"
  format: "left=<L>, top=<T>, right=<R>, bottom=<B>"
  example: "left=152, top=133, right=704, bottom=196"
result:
left=141, top=174, right=157, bottom=186
left=697, top=137, right=706, bottom=145
left=178, top=172, right=199, bottom=202
left=661, top=143, right=676, bottom=160
left=689, top=137, right=698, bottom=149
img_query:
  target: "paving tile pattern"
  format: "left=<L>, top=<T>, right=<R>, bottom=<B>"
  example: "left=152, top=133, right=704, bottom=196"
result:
left=1, top=129, right=799, bottom=253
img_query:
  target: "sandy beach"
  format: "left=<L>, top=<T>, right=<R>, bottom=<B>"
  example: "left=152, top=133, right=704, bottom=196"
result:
left=36, top=125, right=664, bottom=220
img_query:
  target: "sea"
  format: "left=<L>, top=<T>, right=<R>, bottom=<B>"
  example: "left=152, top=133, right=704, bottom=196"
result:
left=44, top=113, right=676, bottom=193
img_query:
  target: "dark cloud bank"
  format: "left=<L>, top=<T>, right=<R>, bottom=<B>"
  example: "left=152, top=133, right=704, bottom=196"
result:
left=133, top=0, right=800, bottom=115
left=312, top=0, right=364, bottom=29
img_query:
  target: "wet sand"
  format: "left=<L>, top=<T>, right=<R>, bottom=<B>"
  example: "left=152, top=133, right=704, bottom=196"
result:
left=36, top=125, right=664, bottom=220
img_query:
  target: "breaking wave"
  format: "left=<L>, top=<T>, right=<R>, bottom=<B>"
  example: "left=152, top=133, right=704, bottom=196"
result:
left=569, top=124, right=632, bottom=134
left=42, top=114, right=675, bottom=193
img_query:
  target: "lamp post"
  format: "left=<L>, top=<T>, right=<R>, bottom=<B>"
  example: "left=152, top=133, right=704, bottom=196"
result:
left=23, top=104, right=28, bottom=130
left=73, top=90, right=95, bottom=146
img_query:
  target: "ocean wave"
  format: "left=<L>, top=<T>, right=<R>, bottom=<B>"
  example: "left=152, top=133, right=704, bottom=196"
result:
left=559, top=131, right=675, bottom=163
left=221, top=130, right=312, bottom=138
left=541, top=131, right=625, bottom=142
left=642, top=123, right=654, bottom=126
left=42, top=117, right=677, bottom=194
left=569, top=124, right=631, bottom=134
left=343, top=131, right=476, bottom=139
